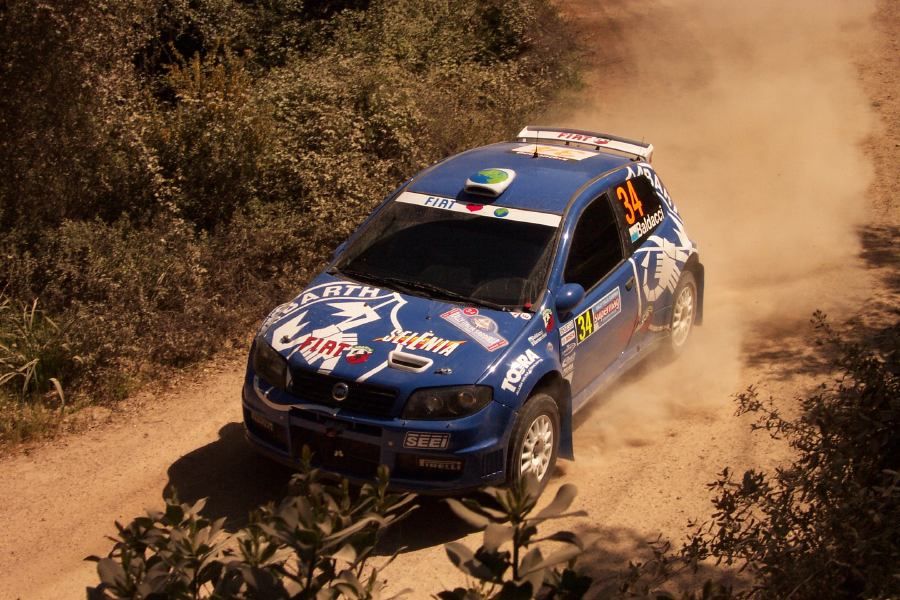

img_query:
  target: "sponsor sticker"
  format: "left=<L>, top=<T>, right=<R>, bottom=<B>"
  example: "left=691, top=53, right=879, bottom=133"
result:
left=591, top=287, right=622, bottom=330
left=541, top=308, right=555, bottom=332
left=441, top=308, right=508, bottom=352
left=510, top=311, right=533, bottom=320
left=418, top=458, right=462, bottom=471
left=395, top=191, right=561, bottom=227
left=471, top=169, right=509, bottom=184
left=511, top=144, right=598, bottom=162
left=629, top=207, right=665, bottom=242
left=374, top=329, right=464, bottom=356
left=501, top=349, right=542, bottom=394
left=559, top=320, right=575, bottom=335
left=575, top=287, right=622, bottom=344
left=345, top=345, right=373, bottom=364
left=560, top=330, right=576, bottom=346
left=403, top=431, right=450, bottom=450
left=528, top=330, right=547, bottom=346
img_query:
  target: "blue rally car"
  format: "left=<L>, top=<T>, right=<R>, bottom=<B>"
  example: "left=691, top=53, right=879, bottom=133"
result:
left=242, top=126, right=704, bottom=493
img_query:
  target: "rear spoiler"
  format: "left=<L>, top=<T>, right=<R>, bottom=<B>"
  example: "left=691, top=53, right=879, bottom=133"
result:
left=516, top=126, right=653, bottom=162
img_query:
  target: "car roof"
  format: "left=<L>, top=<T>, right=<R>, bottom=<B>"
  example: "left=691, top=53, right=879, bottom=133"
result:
left=406, top=141, right=633, bottom=215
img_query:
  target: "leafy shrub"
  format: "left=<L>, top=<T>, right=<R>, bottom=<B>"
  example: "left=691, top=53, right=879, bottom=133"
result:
left=88, top=448, right=416, bottom=599
left=681, top=313, right=900, bottom=598
left=439, top=477, right=595, bottom=599
left=0, top=0, right=577, bottom=443
left=90, top=453, right=600, bottom=598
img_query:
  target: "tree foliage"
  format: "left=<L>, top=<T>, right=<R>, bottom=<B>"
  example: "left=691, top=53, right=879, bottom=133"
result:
left=680, top=313, right=900, bottom=599
left=0, top=0, right=576, bottom=442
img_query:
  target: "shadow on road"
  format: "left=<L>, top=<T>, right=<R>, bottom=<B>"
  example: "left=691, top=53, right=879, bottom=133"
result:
left=573, top=524, right=749, bottom=595
left=166, top=422, right=481, bottom=548
left=165, top=422, right=295, bottom=531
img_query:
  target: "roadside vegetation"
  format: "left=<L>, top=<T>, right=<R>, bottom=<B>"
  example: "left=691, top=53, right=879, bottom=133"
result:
left=0, top=0, right=576, bottom=445
left=91, top=315, right=899, bottom=598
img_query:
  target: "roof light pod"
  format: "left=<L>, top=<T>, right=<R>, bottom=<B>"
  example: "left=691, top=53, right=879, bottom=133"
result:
left=464, top=168, right=516, bottom=198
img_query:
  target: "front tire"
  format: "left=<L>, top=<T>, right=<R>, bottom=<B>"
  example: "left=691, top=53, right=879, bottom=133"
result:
left=507, top=394, right=559, bottom=493
left=667, top=271, right=697, bottom=354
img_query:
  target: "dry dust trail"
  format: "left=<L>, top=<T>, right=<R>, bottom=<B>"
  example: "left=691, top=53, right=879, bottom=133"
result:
left=0, top=0, right=890, bottom=598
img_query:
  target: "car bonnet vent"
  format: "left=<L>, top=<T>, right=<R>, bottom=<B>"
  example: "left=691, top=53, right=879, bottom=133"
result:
left=464, top=168, right=516, bottom=198
left=388, top=350, right=433, bottom=373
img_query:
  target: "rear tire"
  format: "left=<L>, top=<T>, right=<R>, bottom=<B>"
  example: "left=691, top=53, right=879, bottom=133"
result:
left=507, top=394, right=559, bottom=494
left=667, top=271, right=697, bottom=355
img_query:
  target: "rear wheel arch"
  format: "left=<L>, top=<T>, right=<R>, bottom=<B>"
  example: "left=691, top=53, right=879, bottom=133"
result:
left=683, top=253, right=704, bottom=325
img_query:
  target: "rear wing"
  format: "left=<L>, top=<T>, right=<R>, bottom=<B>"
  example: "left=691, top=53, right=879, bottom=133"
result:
left=516, top=126, right=654, bottom=162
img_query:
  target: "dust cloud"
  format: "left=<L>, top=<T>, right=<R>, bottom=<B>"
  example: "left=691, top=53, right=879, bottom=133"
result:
left=548, top=0, right=877, bottom=449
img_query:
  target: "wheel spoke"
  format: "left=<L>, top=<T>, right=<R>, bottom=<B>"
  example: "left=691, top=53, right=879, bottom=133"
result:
left=519, top=414, right=554, bottom=481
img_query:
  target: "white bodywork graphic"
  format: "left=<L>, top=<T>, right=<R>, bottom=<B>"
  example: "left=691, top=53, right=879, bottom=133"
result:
left=266, top=283, right=406, bottom=375
left=633, top=205, right=692, bottom=302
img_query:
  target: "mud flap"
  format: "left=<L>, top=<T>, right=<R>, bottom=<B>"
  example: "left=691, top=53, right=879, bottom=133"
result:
left=559, top=397, right=574, bottom=460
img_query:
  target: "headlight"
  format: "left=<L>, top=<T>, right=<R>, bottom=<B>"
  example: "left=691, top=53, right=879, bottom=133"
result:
left=252, top=337, right=289, bottom=390
left=402, top=385, right=492, bottom=420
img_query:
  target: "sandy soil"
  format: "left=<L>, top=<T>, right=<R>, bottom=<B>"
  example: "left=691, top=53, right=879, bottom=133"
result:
left=1, top=1, right=896, bottom=598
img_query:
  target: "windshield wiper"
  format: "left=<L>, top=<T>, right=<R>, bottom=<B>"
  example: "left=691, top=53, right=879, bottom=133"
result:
left=385, top=277, right=513, bottom=311
left=328, top=267, right=513, bottom=311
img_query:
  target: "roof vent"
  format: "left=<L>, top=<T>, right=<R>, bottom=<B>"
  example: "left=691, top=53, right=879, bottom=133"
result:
left=464, top=168, right=516, bottom=198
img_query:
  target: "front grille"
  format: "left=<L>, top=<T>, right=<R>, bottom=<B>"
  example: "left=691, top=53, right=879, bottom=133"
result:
left=289, top=368, right=398, bottom=417
left=292, top=427, right=382, bottom=479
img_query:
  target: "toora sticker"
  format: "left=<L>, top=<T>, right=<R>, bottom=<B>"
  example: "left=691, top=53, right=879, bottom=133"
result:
left=501, top=349, right=542, bottom=393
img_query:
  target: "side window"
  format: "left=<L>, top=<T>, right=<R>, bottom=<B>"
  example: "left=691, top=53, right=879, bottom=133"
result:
left=611, top=176, right=665, bottom=248
left=563, top=195, right=623, bottom=291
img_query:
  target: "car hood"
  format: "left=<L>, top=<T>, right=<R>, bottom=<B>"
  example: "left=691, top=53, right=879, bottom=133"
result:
left=257, top=273, right=537, bottom=388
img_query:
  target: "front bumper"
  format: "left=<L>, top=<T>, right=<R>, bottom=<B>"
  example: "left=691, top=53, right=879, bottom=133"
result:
left=241, top=374, right=514, bottom=493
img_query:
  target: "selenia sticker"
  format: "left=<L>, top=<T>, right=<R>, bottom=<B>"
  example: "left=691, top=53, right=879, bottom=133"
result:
left=374, top=330, right=465, bottom=356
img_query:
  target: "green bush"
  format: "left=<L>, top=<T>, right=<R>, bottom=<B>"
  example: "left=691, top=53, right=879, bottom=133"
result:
left=681, top=313, right=900, bottom=598
left=90, top=452, right=598, bottom=598
left=439, top=478, right=595, bottom=599
left=0, top=0, right=577, bottom=443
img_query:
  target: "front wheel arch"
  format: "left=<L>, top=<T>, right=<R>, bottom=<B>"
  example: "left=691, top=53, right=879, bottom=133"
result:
left=506, top=393, right=560, bottom=493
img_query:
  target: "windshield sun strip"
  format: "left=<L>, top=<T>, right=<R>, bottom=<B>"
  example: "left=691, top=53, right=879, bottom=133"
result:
left=395, top=191, right=561, bottom=228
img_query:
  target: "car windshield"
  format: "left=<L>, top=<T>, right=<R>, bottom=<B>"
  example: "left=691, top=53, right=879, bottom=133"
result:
left=332, top=200, right=558, bottom=310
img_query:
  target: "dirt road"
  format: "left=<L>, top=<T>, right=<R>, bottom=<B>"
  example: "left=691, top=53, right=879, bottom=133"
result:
left=1, top=0, right=896, bottom=597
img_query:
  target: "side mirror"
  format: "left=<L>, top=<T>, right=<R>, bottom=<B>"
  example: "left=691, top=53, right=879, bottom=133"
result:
left=555, top=283, right=585, bottom=318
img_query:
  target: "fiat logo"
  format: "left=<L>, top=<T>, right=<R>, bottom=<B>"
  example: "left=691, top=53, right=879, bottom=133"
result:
left=332, top=382, right=349, bottom=402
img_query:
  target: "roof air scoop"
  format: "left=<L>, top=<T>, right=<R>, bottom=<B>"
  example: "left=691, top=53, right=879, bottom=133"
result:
left=464, top=168, right=516, bottom=198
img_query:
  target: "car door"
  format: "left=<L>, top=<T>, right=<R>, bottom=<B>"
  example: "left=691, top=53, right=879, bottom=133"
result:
left=609, top=174, right=671, bottom=352
left=560, top=193, right=639, bottom=398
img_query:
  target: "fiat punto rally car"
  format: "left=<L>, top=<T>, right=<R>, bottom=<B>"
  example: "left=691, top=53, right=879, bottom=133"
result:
left=243, top=126, right=704, bottom=493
